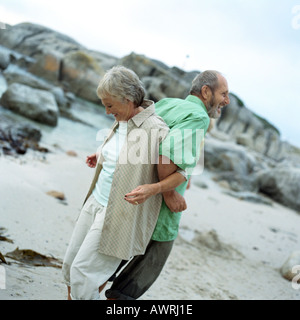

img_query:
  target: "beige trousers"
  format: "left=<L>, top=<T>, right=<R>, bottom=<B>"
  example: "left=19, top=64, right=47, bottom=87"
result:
left=62, top=195, right=122, bottom=300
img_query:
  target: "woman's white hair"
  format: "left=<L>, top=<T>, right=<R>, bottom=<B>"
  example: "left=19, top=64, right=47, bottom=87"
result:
left=97, top=65, right=145, bottom=106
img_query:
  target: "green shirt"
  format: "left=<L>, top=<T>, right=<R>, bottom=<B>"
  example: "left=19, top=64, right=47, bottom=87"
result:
left=151, top=95, right=210, bottom=241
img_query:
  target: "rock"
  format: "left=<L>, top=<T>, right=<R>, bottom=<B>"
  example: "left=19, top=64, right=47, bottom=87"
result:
left=191, top=176, right=209, bottom=189
left=0, top=46, right=10, bottom=69
left=120, top=52, right=190, bottom=101
left=257, top=167, right=300, bottom=212
left=60, top=50, right=104, bottom=102
left=0, top=23, right=118, bottom=94
left=142, top=76, right=169, bottom=101
left=0, top=73, right=7, bottom=97
left=3, top=64, right=52, bottom=90
left=0, top=23, right=82, bottom=57
left=204, top=137, right=257, bottom=176
left=120, top=52, right=166, bottom=78
left=280, top=251, right=300, bottom=281
left=66, top=150, right=77, bottom=157
left=29, top=50, right=63, bottom=82
left=216, top=93, right=283, bottom=160
left=223, top=190, right=273, bottom=205
left=203, top=137, right=264, bottom=192
left=50, top=86, right=68, bottom=109
left=46, top=190, right=65, bottom=201
left=0, top=115, right=46, bottom=155
left=0, top=83, right=59, bottom=126
left=213, top=171, right=259, bottom=192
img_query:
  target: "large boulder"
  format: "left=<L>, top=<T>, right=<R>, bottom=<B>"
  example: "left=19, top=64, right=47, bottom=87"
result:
left=203, top=137, right=260, bottom=192
left=256, top=167, right=300, bottom=213
left=0, top=83, right=59, bottom=126
left=3, top=65, right=52, bottom=90
left=204, top=137, right=257, bottom=176
left=0, top=22, right=81, bottom=57
left=29, top=50, right=63, bottom=83
left=60, top=50, right=104, bottom=102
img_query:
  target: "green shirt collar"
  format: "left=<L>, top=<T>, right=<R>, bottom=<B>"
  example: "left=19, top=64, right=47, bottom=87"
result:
left=185, top=95, right=208, bottom=115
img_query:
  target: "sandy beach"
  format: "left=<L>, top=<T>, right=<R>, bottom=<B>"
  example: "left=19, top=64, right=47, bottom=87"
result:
left=0, top=143, right=299, bottom=300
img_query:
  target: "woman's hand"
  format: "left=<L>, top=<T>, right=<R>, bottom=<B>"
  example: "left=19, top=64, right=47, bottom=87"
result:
left=86, top=153, right=97, bottom=168
left=124, top=184, right=160, bottom=205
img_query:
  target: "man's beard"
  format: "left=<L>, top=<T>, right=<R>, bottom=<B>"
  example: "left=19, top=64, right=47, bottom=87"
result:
left=207, top=94, right=221, bottom=119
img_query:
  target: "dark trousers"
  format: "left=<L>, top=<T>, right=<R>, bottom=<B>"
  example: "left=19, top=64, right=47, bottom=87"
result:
left=105, top=239, right=174, bottom=300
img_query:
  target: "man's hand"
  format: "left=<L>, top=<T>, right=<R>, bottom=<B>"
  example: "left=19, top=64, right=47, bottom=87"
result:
left=86, top=153, right=97, bottom=168
left=163, top=190, right=187, bottom=213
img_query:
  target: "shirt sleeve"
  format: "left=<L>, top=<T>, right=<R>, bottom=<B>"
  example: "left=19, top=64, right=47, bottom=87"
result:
left=176, top=168, right=188, bottom=180
left=159, top=116, right=209, bottom=174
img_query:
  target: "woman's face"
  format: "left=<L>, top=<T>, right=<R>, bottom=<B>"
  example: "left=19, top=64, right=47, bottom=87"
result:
left=102, top=96, right=136, bottom=122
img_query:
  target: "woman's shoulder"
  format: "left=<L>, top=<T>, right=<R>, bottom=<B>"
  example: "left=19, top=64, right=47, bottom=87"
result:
left=143, top=112, right=169, bottom=130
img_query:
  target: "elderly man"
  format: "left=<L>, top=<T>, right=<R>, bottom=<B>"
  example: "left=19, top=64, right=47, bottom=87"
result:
left=105, top=70, right=230, bottom=300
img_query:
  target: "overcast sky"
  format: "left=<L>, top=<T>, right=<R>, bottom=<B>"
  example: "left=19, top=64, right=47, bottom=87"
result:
left=1, top=0, right=300, bottom=147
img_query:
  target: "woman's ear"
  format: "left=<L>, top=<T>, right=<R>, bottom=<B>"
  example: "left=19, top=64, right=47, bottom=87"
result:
left=126, top=99, right=136, bottom=108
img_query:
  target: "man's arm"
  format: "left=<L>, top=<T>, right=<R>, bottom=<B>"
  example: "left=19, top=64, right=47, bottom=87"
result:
left=156, top=156, right=188, bottom=213
left=124, top=155, right=187, bottom=212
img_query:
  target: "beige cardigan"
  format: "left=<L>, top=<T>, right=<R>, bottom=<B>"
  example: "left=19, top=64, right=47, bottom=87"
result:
left=83, top=100, right=169, bottom=260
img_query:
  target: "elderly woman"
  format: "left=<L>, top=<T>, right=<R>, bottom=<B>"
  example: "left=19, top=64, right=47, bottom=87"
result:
left=62, top=66, right=186, bottom=300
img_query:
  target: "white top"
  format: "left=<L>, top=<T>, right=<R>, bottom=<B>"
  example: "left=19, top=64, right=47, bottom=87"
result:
left=93, top=122, right=128, bottom=207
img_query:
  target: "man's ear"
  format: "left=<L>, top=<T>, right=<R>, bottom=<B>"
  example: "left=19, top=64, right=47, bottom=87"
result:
left=201, top=85, right=212, bottom=100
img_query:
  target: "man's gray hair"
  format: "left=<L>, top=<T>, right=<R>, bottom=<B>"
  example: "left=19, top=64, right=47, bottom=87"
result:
left=190, top=70, right=222, bottom=95
left=97, top=65, right=145, bottom=106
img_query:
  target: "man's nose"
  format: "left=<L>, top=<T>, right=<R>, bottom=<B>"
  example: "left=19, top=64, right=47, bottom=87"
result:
left=225, top=94, right=230, bottom=105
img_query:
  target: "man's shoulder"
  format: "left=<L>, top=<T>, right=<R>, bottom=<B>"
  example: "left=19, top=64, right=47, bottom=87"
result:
left=155, top=97, right=186, bottom=107
left=156, top=96, right=206, bottom=114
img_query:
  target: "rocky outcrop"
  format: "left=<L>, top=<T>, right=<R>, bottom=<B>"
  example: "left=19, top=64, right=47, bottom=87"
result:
left=0, top=23, right=118, bottom=102
left=1, top=21, right=300, bottom=213
left=216, top=93, right=283, bottom=161
left=0, top=22, right=81, bottom=57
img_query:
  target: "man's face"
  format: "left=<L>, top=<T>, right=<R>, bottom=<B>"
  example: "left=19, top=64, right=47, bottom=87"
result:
left=207, top=76, right=230, bottom=119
